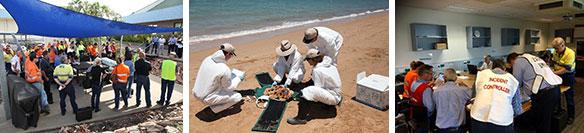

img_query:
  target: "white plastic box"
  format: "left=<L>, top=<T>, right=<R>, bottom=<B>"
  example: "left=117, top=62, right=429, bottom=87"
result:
left=355, top=72, right=390, bottom=110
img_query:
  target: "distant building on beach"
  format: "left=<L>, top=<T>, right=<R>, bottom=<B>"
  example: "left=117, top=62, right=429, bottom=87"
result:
left=122, top=0, right=183, bottom=31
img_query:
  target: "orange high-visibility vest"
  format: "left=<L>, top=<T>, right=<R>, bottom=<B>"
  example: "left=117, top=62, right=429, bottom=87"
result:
left=112, top=64, right=130, bottom=83
left=25, top=59, right=42, bottom=83
left=35, top=48, right=42, bottom=57
left=88, top=46, right=97, bottom=56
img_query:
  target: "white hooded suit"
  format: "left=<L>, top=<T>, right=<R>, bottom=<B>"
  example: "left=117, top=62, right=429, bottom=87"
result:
left=193, top=50, right=242, bottom=113
left=302, top=56, right=342, bottom=105
left=305, top=27, right=343, bottom=65
left=272, top=50, right=305, bottom=85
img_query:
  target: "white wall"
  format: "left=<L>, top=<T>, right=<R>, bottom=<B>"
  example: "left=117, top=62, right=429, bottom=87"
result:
left=548, top=21, right=576, bottom=48
left=396, top=6, right=551, bottom=73
left=0, top=18, right=17, bottom=33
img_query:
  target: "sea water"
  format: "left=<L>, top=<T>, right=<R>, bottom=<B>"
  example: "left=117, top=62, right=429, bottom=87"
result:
left=190, top=0, right=389, bottom=43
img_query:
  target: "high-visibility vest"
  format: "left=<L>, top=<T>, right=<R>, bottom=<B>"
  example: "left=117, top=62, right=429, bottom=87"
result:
left=35, top=48, right=42, bottom=57
left=408, top=81, right=429, bottom=107
left=470, top=69, right=519, bottom=126
left=54, top=64, right=74, bottom=82
left=4, top=52, right=13, bottom=63
left=112, top=64, right=130, bottom=83
left=521, top=54, right=563, bottom=94
left=77, top=45, right=85, bottom=51
left=58, top=43, right=65, bottom=50
left=161, top=60, right=177, bottom=81
left=24, top=59, right=42, bottom=83
left=88, top=46, right=97, bottom=56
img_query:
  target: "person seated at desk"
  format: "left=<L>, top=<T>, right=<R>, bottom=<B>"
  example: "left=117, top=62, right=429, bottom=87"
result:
left=433, top=68, right=471, bottom=133
left=478, top=55, right=492, bottom=71
left=407, top=65, right=434, bottom=132
left=470, top=59, right=521, bottom=133
left=507, top=53, right=563, bottom=133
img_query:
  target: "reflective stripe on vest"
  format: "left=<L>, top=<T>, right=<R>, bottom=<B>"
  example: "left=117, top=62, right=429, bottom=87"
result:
left=113, top=64, right=130, bottom=83
left=25, top=60, right=42, bottom=83
left=410, top=82, right=429, bottom=107
left=161, top=60, right=177, bottom=80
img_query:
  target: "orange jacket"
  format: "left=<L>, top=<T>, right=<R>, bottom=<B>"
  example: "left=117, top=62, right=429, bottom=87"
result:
left=112, top=64, right=130, bottom=83
left=403, top=70, right=418, bottom=98
left=35, top=48, right=43, bottom=57
left=25, top=59, right=42, bottom=83
left=88, top=46, right=98, bottom=56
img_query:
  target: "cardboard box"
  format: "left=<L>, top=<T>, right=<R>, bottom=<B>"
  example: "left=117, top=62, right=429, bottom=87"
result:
left=355, top=72, right=390, bottom=110
left=436, top=43, right=447, bottom=49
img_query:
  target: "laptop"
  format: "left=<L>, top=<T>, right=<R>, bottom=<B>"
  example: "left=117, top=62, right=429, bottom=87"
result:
left=467, top=64, right=478, bottom=75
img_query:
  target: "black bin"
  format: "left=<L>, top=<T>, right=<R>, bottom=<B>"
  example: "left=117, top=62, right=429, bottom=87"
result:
left=7, top=74, right=40, bottom=130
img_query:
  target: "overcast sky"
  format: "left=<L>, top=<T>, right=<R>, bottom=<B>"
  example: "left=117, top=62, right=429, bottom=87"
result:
left=41, top=0, right=158, bottom=16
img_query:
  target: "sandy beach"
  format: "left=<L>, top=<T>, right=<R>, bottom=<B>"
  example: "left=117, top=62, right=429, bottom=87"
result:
left=189, top=12, right=389, bottom=132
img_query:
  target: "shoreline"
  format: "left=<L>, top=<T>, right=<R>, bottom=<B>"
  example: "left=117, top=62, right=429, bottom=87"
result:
left=189, top=10, right=389, bottom=52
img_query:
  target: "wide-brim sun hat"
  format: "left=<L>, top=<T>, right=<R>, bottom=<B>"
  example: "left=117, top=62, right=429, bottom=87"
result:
left=275, top=40, right=297, bottom=56
left=303, top=28, right=318, bottom=44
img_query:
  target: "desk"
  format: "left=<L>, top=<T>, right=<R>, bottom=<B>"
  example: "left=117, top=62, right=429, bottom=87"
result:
left=458, top=73, right=570, bottom=111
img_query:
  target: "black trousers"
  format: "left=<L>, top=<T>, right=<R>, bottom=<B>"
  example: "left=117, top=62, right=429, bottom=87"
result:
left=531, top=86, right=561, bottom=133
left=471, top=119, right=513, bottom=133
left=43, top=79, right=53, bottom=103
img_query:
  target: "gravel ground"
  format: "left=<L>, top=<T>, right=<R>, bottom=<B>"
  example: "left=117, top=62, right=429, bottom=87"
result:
left=55, top=103, right=183, bottom=133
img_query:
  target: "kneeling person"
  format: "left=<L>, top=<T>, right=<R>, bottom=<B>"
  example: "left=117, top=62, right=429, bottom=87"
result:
left=272, top=40, right=305, bottom=88
left=287, top=49, right=342, bottom=125
left=193, top=43, right=244, bottom=114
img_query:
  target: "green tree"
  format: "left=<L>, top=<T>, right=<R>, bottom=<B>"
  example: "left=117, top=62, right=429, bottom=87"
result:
left=65, top=0, right=121, bottom=43
left=65, top=0, right=121, bottom=20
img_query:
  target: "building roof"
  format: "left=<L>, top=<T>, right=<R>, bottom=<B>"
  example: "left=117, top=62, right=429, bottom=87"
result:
left=122, top=0, right=182, bottom=24
left=122, top=5, right=182, bottom=24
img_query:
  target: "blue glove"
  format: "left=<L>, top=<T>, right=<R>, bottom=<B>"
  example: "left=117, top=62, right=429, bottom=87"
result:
left=271, top=81, right=278, bottom=86
left=283, top=84, right=288, bottom=88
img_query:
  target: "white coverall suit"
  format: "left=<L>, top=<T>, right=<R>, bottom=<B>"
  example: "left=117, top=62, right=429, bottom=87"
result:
left=302, top=56, right=342, bottom=105
left=193, top=50, right=243, bottom=113
left=272, top=50, right=305, bottom=85
left=305, top=27, right=343, bottom=65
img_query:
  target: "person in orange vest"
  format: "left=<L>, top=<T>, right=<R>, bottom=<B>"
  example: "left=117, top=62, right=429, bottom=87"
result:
left=407, top=65, right=435, bottom=133
left=25, top=52, right=50, bottom=114
left=35, top=44, right=43, bottom=58
left=111, top=57, right=130, bottom=111
left=88, top=43, right=98, bottom=61
left=403, top=61, right=425, bottom=98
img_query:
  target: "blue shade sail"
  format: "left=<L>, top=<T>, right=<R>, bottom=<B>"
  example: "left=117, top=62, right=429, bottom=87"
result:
left=0, top=0, right=181, bottom=38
